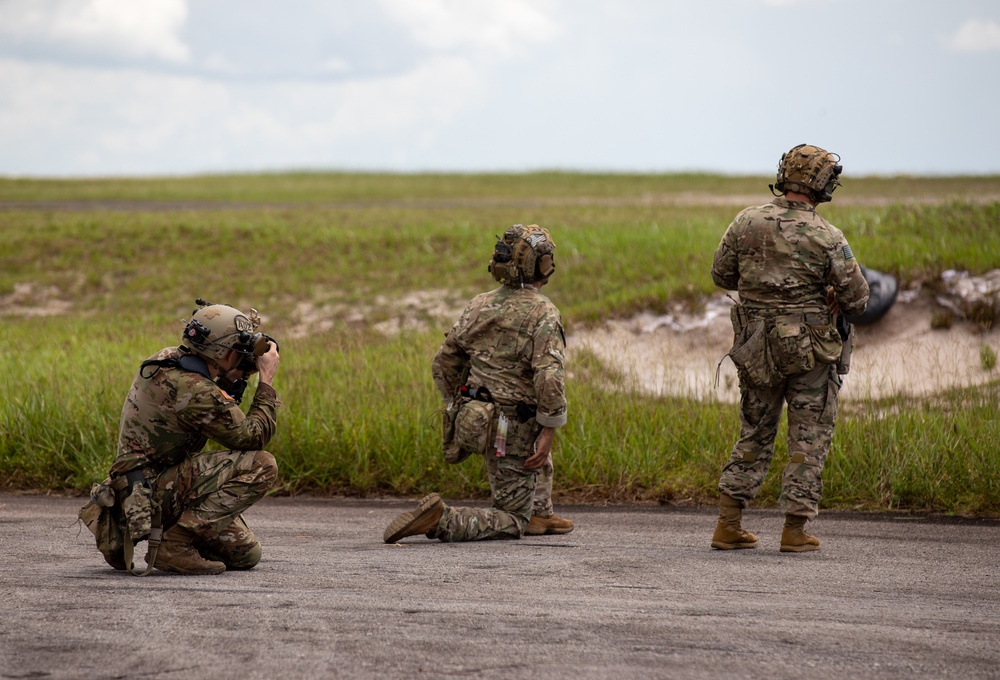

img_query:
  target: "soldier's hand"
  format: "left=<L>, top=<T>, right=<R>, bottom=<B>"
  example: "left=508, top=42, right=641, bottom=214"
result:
left=827, top=286, right=840, bottom=314
left=525, top=426, right=555, bottom=470
left=256, top=341, right=280, bottom=386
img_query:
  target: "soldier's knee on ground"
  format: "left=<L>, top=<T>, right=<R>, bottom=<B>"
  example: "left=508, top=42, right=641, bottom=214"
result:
left=198, top=516, right=263, bottom=568
left=212, top=541, right=262, bottom=570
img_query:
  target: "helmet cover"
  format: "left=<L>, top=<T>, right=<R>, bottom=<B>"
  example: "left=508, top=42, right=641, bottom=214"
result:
left=181, top=302, right=263, bottom=362
left=488, top=224, right=556, bottom=286
left=774, top=143, right=843, bottom=203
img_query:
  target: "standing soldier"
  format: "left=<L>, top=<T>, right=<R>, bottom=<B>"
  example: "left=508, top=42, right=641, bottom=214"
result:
left=80, top=300, right=281, bottom=575
left=384, top=224, right=571, bottom=543
left=711, top=144, right=869, bottom=552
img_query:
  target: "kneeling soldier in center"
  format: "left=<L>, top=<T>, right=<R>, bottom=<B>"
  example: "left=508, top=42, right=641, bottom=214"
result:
left=383, top=224, right=571, bottom=543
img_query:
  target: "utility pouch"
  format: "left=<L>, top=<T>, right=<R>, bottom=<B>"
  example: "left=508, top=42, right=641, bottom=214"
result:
left=442, top=399, right=468, bottom=464
left=728, top=318, right=780, bottom=388
left=836, top=321, right=855, bottom=375
left=453, top=399, right=496, bottom=458
left=770, top=314, right=816, bottom=376
left=729, top=303, right=748, bottom=336
left=121, top=483, right=154, bottom=542
left=78, top=477, right=125, bottom=565
left=807, top=321, right=843, bottom=364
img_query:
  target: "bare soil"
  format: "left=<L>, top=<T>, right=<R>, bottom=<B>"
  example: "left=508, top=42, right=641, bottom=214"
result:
left=570, top=289, right=1000, bottom=402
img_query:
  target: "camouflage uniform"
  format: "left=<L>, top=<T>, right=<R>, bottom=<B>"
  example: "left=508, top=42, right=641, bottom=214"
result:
left=712, top=196, right=868, bottom=519
left=430, top=285, right=567, bottom=541
left=110, top=346, right=279, bottom=567
left=532, top=456, right=555, bottom=518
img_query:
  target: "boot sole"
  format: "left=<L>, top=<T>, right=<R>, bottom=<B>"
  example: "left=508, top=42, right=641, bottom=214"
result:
left=383, top=493, right=442, bottom=543
left=711, top=541, right=758, bottom=550
left=524, top=525, right=574, bottom=536
left=780, top=544, right=820, bottom=553
left=154, top=562, right=226, bottom=575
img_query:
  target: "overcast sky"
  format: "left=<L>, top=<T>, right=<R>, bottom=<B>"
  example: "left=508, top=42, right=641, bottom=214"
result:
left=1, top=0, right=998, bottom=178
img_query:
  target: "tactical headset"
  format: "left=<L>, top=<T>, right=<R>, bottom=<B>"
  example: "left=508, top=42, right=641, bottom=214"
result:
left=770, top=143, right=843, bottom=203
left=488, top=224, right=556, bottom=287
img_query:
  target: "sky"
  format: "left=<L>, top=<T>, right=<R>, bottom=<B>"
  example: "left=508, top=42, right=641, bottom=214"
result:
left=1, top=0, right=998, bottom=178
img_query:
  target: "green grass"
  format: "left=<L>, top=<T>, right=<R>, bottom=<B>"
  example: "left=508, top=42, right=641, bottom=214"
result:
left=2, top=172, right=1000, bottom=515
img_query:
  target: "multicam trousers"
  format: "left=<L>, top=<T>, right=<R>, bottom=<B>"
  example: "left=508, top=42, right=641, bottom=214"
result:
left=435, top=418, right=541, bottom=542
left=532, top=454, right=555, bottom=518
left=154, top=448, right=278, bottom=568
left=718, top=362, right=840, bottom=519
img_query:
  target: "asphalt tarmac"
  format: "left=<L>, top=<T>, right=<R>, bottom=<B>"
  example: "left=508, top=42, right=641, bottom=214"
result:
left=1, top=493, right=998, bottom=679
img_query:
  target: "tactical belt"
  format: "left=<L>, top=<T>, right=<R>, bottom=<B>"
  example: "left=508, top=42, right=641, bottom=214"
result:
left=743, top=307, right=831, bottom=326
left=461, top=385, right=538, bottom=423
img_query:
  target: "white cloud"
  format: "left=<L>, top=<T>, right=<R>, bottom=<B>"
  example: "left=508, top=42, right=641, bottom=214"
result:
left=948, top=19, right=1000, bottom=52
left=377, top=0, right=560, bottom=55
left=0, top=0, right=189, bottom=62
left=0, top=54, right=482, bottom=175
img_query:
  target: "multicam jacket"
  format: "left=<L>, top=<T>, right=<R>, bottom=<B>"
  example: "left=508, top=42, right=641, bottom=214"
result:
left=433, top=285, right=567, bottom=428
left=711, top=196, right=869, bottom=316
left=110, top=346, right=279, bottom=478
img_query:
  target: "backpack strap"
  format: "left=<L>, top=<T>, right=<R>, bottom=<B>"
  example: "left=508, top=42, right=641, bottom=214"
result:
left=139, top=353, right=212, bottom=380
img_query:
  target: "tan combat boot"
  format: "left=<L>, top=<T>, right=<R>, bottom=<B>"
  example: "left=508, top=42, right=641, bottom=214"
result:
left=383, top=493, right=445, bottom=543
left=524, top=513, right=574, bottom=536
left=153, top=524, right=226, bottom=575
left=711, top=494, right=758, bottom=550
left=780, top=515, right=820, bottom=552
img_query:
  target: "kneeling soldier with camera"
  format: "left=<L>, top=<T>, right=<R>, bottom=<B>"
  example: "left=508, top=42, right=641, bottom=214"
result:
left=80, top=299, right=281, bottom=575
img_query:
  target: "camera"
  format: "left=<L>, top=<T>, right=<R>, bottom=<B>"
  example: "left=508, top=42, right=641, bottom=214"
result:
left=235, top=333, right=279, bottom=374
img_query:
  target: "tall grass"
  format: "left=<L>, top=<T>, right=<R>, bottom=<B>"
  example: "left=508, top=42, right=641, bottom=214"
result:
left=2, top=173, right=1000, bottom=515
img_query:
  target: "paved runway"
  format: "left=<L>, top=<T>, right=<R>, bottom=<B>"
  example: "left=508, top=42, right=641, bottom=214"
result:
left=1, top=493, right=997, bottom=679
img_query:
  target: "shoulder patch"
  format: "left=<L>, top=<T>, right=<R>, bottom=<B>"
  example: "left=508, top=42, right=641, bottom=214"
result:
left=842, top=244, right=854, bottom=260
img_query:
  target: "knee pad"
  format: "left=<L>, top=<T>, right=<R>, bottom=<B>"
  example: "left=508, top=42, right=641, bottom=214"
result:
left=226, top=542, right=262, bottom=570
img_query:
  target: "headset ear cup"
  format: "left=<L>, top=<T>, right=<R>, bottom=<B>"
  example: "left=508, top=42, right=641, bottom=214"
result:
left=538, top=253, right=554, bottom=278
left=521, top=247, right=537, bottom=283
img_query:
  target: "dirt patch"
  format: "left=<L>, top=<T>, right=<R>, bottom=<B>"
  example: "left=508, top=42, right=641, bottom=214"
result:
left=286, top=288, right=468, bottom=339
left=0, top=282, right=72, bottom=317
left=569, top=288, right=1000, bottom=402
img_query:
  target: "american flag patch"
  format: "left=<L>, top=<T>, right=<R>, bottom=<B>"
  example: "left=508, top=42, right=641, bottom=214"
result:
left=842, top=244, right=854, bottom=260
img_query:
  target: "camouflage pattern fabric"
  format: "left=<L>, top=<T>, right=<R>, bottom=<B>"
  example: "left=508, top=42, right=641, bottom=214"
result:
left=712, top=196, right=869, bottom=518
left=718, top=362, right=839, bottom=519
left=154, top=448, right=277, bottom=537
left=712, top=197, right=868, bottom=316
left=120, top=483, right=154, bottom=540
left=197, top=515, right=264, bottom=570
left=103, top=346, right=279, bottom=549
left=112, top=346, right=279, bottom=477
left=532, top=453, right=555, bottom=518
left=430, top=284, right=567, bottom=541
left=435, top=419, right=541, bottom=541
left=432, top=285, right=566, bottom=428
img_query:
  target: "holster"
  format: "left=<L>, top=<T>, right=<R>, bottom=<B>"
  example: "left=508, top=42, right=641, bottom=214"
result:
left=110, top=469, right=163, bottom=576
left=837, top=319, right=855, bottom=375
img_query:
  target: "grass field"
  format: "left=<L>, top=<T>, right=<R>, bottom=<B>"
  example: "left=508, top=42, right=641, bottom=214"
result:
left=2, top=172, right=999, bottom=515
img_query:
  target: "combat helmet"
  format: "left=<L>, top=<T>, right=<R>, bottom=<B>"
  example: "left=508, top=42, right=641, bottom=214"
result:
left=181, top=299, right=267, bottom=363
left=771, top=143, right=843, bottom=203
left=488, top=224, right=556, bottom=287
